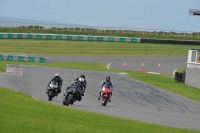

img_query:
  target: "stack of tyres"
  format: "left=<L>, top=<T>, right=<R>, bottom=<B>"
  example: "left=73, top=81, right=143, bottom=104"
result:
left=174, top=72, right=186, bottom=83
left=181, top=71, right=186, bottom=83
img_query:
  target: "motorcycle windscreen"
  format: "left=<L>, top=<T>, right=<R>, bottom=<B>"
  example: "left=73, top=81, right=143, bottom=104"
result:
left=51, top=80, right=58, bottom=86
left=71, top=83, right=82, bottom=93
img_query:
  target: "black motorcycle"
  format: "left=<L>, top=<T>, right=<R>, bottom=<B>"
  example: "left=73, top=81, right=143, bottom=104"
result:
left=47, top=80, right=59, bottom=101
left=63, top=83, right=82, bottom=106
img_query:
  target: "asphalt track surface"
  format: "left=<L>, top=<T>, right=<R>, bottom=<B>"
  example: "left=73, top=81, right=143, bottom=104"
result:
left=1, top=65, right=200, bottom=131
left=43, top=55, right=188, bottom=74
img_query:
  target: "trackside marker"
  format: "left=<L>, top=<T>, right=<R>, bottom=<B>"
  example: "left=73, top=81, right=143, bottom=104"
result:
left=107, top=63, right=111, bottom=69
left=118, top=73, right=127, bottom=74
left=31, top=96, right=38, bottom=100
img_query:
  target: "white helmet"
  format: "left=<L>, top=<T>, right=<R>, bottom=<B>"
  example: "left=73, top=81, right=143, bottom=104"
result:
left=78, top=77, right=84, bottom=83
left=55, top=73, right=59, bottom=77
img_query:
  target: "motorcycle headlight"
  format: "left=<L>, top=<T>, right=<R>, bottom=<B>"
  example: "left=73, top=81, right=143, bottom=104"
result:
left=73, top=88, right=76, bottom=93
left=50, top=84, right=54, bottom=88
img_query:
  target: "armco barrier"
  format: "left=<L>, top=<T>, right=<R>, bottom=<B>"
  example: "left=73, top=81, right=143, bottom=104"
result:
left=0, top=33, right=141, bottom=43
left=0, top=54, right=52, bottom=63
left=141, top=38, right=200, bottom=45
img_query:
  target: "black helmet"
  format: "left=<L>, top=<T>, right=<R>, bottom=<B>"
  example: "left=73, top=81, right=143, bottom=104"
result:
left=106, top=76, right=110, bottom=82
left=80, top=74, right=85, bottom=79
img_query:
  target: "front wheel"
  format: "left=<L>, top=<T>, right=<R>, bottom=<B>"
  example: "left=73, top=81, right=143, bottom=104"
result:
left=48, top=90, right=54, bottom=101
left=66, top=94, right=75, bottom=106
left=62, top=97, right=66, bottom=105
left=103, top=97, right=109, bottom=106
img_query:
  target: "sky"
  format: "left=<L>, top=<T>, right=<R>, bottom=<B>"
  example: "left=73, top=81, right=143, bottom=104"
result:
left=0, top=0, right=200, bottom=31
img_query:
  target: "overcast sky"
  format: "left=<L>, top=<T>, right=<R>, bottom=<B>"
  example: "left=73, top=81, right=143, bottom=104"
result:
left=0, top=0, right=200, bottom=31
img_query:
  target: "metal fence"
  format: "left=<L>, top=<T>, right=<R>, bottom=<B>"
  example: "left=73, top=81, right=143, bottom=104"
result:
left=0, top=22, right=199, bottom=37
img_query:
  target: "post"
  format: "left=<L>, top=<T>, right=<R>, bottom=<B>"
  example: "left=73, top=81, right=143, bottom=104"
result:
left=74, top=27, right=75, bottom=31
left=198, top=32, right=199, bottom=37
left=163, top=31, right=164, bottom=36
left=150, top=30, right=151, bottom=35
left=68, top=25, right=69, bottom=31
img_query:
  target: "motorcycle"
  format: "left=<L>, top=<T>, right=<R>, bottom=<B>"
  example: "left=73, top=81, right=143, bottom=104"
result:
left=63, top=83, right=82, bottom=106
left=47, top=80, right=59, bottom=101
left=101, top=85, right=113, bottom=106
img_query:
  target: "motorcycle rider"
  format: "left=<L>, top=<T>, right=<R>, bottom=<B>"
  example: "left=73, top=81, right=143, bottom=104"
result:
left=98, top=76, right=113, bottom=102
left=46, top=73, right=63, bottom=96
left=64, top=74, right=87, bottom=99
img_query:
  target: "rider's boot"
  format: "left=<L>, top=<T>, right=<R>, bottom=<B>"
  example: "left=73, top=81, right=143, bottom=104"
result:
left=109, top=96, right=111, bottom=102
left=98, top=91, right=101, bottom=100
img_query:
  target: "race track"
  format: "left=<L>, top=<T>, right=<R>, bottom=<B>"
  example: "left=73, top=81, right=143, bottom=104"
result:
left=43, top=55, right=188, bottom=74
left=0, top=64, right=200, bottom=131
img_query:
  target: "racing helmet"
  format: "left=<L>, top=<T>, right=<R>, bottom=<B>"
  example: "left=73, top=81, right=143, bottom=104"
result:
left=106, top=76, right=110, bottom=82
left=78, top=77, right=85, bottom=84
left=80, top=74, right=85, bottom=79
left=55, top=73, right=59, bottom=77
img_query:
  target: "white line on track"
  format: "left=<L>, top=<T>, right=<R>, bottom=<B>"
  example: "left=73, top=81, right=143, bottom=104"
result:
left=118, top=73, right=127, bottom=74
left=173, top=69, right=177, bottom=76
left=147, top=72, right=160, bottom=75
left=107, top=63, right=111, bottom=69
left=31, top=96, right=38, bottom=100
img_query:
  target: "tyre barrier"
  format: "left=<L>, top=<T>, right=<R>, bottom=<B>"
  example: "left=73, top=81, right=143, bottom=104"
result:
left=0, top=54, right=51, bottom=63
left=174, top=71, right=186, bottom=83
left=0, top=33, right=141, bottom=43
left=141, top=38, right=200, bottom=45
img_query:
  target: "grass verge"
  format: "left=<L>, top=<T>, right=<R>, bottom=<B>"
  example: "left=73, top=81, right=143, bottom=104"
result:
left=0, top=87, right=199, bottom=133
left=1, top=39, right=200, bottom=56
left=175, top=67, right=186, bottom=73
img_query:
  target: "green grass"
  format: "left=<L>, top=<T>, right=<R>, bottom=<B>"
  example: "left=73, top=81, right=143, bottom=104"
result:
left=0, top=87, right=199, bottom=133
left=1, top=39, right=200, bottom=56
left=1, top=28, right=200, bottom=40
left=0, top=60, right=107, bottom=72
left=176, top=67, right=186, bottom=73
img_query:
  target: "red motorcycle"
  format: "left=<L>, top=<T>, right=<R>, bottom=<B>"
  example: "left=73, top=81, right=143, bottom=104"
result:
left=101, top=86, right=113, bottom=106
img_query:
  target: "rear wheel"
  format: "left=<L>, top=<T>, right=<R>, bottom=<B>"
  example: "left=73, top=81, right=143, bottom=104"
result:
left=62, top=97, right=66, bottom=105
left=48, top=90, right=54, bottom=101
left=66, top=94, right=74, bottom=106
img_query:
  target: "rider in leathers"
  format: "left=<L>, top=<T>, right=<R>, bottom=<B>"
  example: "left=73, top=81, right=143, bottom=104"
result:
left=47, top=73, right=63, bottom=96
left=64, top=74, right=87, bottom=100
left=98, top=76, right=113, bottom=102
